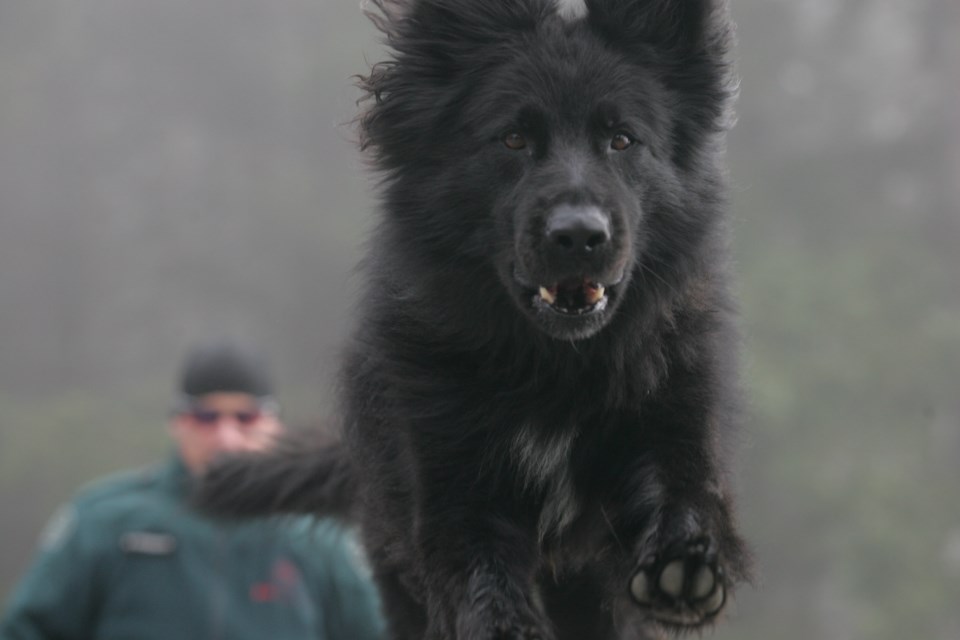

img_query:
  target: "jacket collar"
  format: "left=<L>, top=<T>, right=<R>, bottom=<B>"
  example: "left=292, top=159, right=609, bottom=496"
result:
left=158, top=452, right=195, bottom=499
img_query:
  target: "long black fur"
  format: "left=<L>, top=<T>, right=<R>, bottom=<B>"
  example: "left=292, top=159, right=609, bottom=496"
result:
left=200, top=1, right=751, bottom=638
left=198, top=432, right=356, bottom=520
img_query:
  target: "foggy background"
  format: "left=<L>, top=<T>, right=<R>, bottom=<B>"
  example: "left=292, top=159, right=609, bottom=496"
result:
left=1, top=1, right=958, bottom=638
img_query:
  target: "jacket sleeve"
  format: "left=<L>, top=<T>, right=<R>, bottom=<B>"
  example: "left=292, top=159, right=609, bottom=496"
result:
left=314, top=530, right=385, bottom=640
left=0, top=504, right=105, bottom=640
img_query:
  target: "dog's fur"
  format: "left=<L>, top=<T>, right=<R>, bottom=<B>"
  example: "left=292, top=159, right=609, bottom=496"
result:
left=200, top=1, right=751, bottom=638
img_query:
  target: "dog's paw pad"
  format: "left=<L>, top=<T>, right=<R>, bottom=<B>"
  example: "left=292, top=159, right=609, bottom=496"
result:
left=692, top=564, right=716, bottom=599
left=658, top=560, right=685, bottom=597
left=629, top=570, right=652, bottom=604
left=629, top=540, right=726, bottom=626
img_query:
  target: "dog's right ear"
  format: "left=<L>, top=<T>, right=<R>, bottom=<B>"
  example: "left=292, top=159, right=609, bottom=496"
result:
left=358, top=0, right=552, bottom=158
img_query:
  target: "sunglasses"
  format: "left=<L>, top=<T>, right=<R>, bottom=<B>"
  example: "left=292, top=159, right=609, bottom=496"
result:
left=183, top=407, right=264, bottom=426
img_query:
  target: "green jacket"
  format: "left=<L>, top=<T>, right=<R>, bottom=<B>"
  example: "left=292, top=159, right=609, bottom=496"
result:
left=0, top=455, right=384, bottom=640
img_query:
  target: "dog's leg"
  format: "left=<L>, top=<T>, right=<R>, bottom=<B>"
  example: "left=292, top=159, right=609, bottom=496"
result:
left=623, top=482, right=746, bottom=630
left=370, top=562, right=428, bottom=640
left=415, top=493, right=555, bottom=640
left=539, top=571, right=623, bottom=640
left=608, top=366, right=751, bottom=633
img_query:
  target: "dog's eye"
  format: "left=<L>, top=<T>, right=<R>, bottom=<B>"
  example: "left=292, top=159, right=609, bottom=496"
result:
left=503, top=132, right=527, bottom=151
left=610, top=133, right=635, bottom=151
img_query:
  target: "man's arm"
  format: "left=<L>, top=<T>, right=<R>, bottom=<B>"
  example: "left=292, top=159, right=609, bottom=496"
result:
left=0, top=505, right=103, bottom=640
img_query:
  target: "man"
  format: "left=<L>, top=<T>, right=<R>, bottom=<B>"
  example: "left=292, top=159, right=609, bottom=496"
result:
left=0, top=341, right=383, bottom=640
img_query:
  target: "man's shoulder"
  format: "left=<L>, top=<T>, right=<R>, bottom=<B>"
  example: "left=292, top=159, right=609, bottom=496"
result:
left=67, top=464, right=168, bottom=525
left=33, top=465, right=167, bottom=552
left=74, top=465, right=164, bottom=506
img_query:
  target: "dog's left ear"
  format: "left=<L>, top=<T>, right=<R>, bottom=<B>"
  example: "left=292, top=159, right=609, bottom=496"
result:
left=584, top=0, right=731, bottom=55
left=586, top=0, right=736, bottom=154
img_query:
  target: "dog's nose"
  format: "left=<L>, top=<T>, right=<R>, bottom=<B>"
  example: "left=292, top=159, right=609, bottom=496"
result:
left=545, top=204, right=611, bottom=255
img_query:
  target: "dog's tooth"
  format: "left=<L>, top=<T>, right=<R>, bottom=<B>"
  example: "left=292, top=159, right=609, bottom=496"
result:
left=585, top=284, right=605, bottom=304
left=539, top=286, right=556, bottom=305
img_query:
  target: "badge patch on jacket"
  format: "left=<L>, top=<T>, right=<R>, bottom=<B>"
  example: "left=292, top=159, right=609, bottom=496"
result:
left=119, top=531, right=177, bottom=555
left=249, top=558, right=303, bottom=603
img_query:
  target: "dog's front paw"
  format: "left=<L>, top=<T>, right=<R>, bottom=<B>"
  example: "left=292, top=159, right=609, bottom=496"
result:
left=629, top=538, right=726, bottom=627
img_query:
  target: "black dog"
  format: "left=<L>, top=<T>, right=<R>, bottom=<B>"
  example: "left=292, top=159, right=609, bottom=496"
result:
left=201, top=1, right=751, bottom=638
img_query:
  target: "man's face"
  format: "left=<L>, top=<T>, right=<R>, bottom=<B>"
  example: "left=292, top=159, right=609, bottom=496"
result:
left=170, top=392, right=282, bottom=475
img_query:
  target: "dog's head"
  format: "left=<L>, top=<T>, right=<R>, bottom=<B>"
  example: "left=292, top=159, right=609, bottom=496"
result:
left=359, top=0, right=735, bottom=341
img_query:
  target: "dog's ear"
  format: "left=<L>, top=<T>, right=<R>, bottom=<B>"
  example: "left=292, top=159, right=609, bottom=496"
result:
left=584, top=0, right=731, bottom=54
left=365, top=0, right=552, bottom=65
left=358, top=0, right=552, bottom=157
left=586, top=0, right=736, bottom=154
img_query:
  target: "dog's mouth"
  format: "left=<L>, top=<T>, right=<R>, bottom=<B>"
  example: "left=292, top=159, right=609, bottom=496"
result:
left=534, top=277, right=609, bottom=316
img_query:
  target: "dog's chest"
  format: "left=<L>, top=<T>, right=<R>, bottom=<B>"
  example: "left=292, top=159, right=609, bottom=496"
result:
left=510, top=422, right=581, bottom=540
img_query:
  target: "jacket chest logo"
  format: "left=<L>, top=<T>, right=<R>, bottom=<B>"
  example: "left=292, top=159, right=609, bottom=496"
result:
left=119, top=531, right=178, bottom=555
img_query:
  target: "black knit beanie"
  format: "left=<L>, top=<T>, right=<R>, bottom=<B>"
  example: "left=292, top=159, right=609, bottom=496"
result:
left=178, top=340, right=274, bottom=399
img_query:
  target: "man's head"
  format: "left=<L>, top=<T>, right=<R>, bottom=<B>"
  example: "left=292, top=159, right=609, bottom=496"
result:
left=170, top=341, right=283, bottom=475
